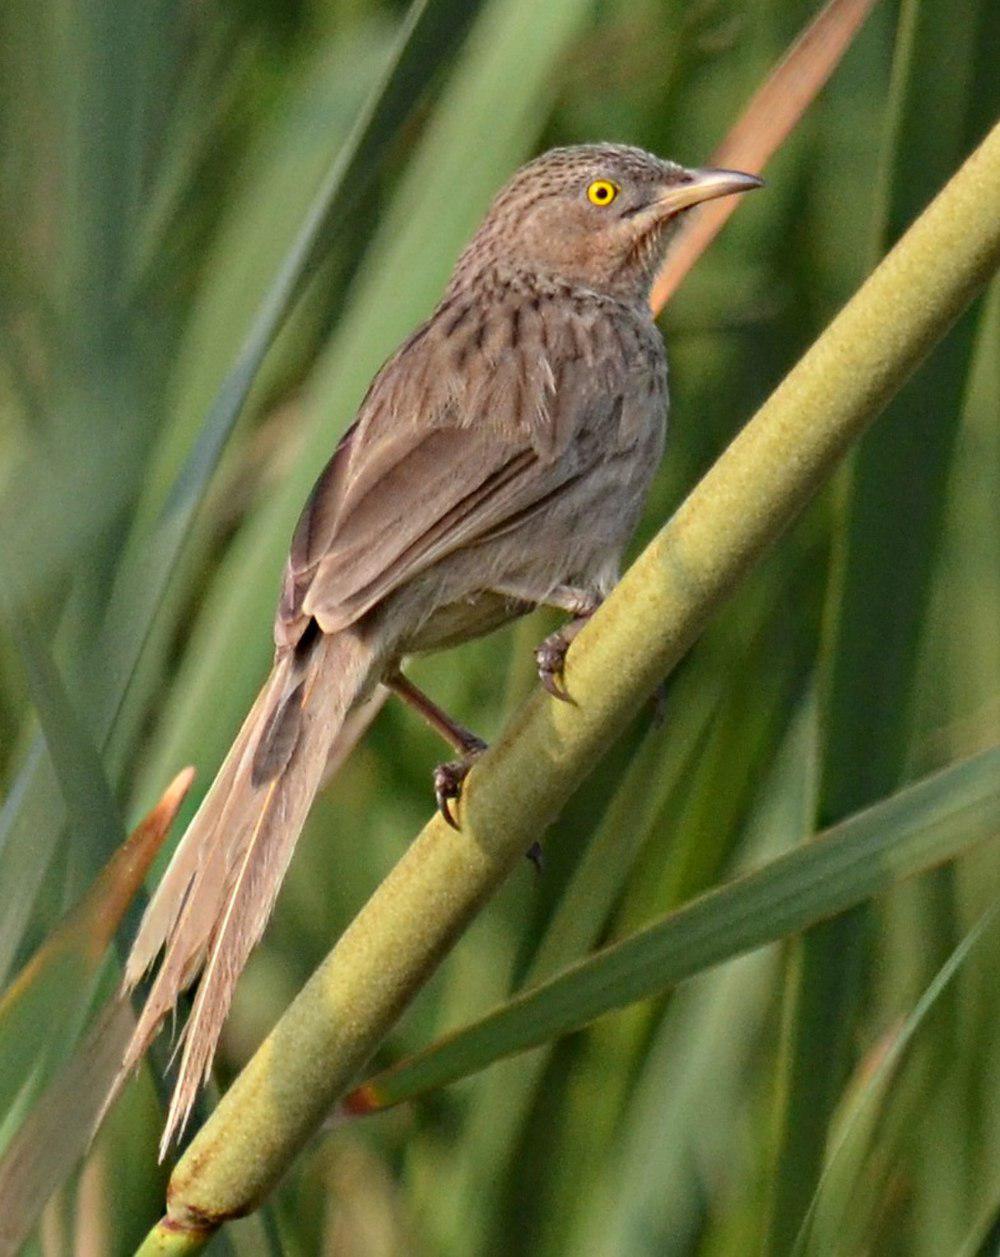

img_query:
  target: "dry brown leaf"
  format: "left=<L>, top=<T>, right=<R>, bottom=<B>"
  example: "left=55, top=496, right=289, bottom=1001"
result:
left=651, top=0, right=879, bottom=315
left=0, top=769, right=195, bottom=1257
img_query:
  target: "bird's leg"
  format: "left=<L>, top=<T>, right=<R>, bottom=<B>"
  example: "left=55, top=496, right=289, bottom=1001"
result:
left=533, top=586, right=603, bottom=703
left=386, top=670, right=542, bottom=871
left=385, top=670, right=487, bottom=830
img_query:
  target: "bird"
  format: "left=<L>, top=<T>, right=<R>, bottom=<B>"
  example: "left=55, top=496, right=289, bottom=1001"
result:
left=119, top=143, right=761, bottom=1153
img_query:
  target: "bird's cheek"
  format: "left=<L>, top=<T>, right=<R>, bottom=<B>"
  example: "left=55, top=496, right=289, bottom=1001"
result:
left=525, top=214, right=571, bottom=266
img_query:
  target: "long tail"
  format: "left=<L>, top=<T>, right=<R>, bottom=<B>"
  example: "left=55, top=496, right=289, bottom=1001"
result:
left=119, top=628, right=377, bottom=1155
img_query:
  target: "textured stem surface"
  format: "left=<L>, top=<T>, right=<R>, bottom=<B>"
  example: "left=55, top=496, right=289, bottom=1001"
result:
left=140, top=120, right=1000, bottom=1251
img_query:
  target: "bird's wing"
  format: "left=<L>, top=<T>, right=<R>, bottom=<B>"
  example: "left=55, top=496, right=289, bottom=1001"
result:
left=276, top=307, right=624, bottom=643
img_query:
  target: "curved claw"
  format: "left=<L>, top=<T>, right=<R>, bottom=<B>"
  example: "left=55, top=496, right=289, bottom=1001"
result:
left=535, top=636, right=573, bottom=703
left=432, top=741, right=486, bottom=830
left=433, top=761, right=468, bottom=830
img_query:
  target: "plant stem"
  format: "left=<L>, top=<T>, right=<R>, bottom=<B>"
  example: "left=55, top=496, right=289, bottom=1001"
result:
left=140, top=119, right=1000, bottom=1251
left=134, top=1220, right=215, bottom=1257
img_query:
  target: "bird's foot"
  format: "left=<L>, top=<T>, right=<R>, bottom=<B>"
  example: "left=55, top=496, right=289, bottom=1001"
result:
left=433, top=736, right=487, bottom=830
left=533, top=592, right=601, bottom=703
left=535, top=632, right=573, bottom=702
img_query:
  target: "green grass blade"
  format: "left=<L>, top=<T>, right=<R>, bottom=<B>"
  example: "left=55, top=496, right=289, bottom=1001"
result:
left=0, top=746, right=62, bottom=988
left=794, top=905, right=998, bottom=1256
left=406, top=531, right=823, bottom=1252
left=767, top=1, right=997, bottom=1242
left=821, top=0, right=994, bottom=828
left=347, top=745, right=1000, bottom=1111
left=571, top=693, right=817, bottom=1257
left=0, top=568, right=123, bottom=874
left=521, top=548, right=824, bottom=1257
left=413, top=657, right=725, bottom=1249
left=956, top=1196, right=1000, bottom=1257
left=0, top=997, right=135, bottom=1257
left=0, top=0, right=485, bottom=989
left=0, top=0, right=186, bottom=610
left=0, top=771, right=189, bottom=1138
left=0, top=0, right=191, bottom=982
left=0, top=568, right=123, bottom=985
left=96, top=0, right=486, bottom=741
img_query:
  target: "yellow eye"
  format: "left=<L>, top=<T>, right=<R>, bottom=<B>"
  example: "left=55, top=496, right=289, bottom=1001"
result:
left=587, top=179, right=620, bottom=207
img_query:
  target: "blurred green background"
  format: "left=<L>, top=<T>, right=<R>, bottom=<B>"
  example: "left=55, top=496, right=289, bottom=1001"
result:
left=0, top=0, right=998, bottom=1252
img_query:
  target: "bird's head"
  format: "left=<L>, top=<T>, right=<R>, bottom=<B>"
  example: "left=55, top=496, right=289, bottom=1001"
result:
left=455, top=143, right=762, bottom=302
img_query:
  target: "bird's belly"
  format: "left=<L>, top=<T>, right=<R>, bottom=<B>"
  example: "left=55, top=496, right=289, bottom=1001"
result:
left=401, top=589, right=534, bottom=655
left=373, top=383, right=665, bottom=660
left=385, top=414, right=663, bottom=658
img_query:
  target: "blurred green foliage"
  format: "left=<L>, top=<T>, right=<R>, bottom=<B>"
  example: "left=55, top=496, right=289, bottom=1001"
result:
left=0, top=0, right=997, bottom=1252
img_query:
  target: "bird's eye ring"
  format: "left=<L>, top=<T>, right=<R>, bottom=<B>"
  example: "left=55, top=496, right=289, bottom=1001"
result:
left=587, top=179, right=620, bottom=207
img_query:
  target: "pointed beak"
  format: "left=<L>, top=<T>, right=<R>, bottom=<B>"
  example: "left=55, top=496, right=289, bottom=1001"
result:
left=655, top=166, right=764, bottom=215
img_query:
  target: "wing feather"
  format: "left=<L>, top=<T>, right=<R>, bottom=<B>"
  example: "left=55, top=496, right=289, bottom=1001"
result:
left=276, top=295, right=644, bottom=642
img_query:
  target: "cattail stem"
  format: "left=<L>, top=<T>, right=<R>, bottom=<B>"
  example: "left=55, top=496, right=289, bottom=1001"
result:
left=137, top=119, right=1000, bottom=1252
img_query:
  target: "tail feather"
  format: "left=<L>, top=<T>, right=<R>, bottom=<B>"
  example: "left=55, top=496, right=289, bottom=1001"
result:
left=119, top=629, right=376, bottom=1154
left=250, top=678, right=307, bottom=786
left=124, top=669, right=285, bottom=989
